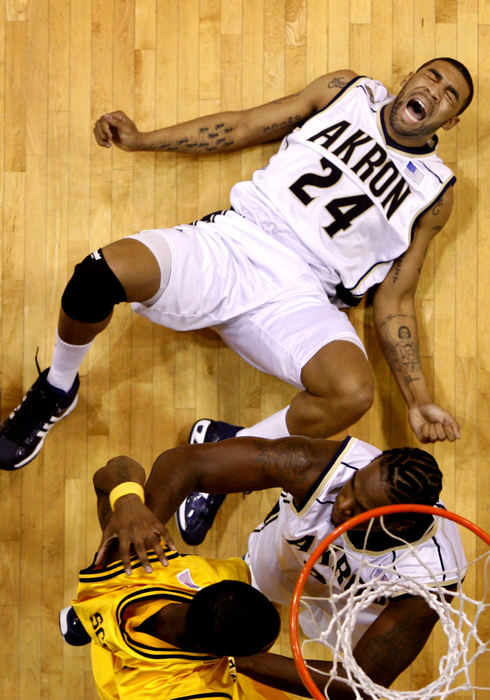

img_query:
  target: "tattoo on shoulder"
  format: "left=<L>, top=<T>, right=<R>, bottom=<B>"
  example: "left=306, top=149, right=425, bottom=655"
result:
left=328, top=77, right=348, bottom=89
left=432, top=196, right=444, bottom=217
left=254, top=438, right=312, bottom=486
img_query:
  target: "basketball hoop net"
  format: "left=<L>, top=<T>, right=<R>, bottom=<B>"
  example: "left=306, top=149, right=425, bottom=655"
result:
left=290, top=504, right=489, bottom=700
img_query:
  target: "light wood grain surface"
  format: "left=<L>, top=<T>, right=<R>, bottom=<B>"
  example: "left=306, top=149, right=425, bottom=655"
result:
left=0, top=1, right=487, bottom=697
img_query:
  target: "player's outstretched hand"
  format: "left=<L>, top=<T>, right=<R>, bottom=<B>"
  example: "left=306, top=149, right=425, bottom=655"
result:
left=93, top=110, right=144, bottom=151
left=408, top=403, right=461, bottom=443
left=95, top=496, right=176, bottom=576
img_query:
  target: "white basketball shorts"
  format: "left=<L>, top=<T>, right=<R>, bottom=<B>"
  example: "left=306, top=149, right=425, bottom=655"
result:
left=129, top=210, right=366, bottom=389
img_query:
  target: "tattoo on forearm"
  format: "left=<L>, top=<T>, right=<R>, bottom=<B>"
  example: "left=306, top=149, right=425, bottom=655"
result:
left=328, top=77, right=348, bottom=89
left=263, top=114, right=302, bottom=134
left=151, top=122, right=237, bottom=152
left=378, top=314, right=422, bottom=384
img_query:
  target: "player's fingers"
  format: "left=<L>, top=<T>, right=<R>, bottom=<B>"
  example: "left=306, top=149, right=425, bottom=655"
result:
left=444, top=423, right=459, bottom=442
left=105, top=111, right=132, bottom=130
left=445, top=418, right=460, bottom=441
left=151, top=535, right=168, bottom=567
left=118, top=536, right=134, bottom=576
left=161, top=526, right=176, bottom=553
left=417, top=423, right=430, bottom=443
left=434, top=422, right=446, bottom=442
left=93, top=117, right=113, bottom=146
left=425, top=424, right=439, bottom=443
left=444, top=424, right=456, bottom=441
left=106, top=110, right=128, bottom=121
left=133, top=539, right=153, bottom=574
left=94, top=533, right=117, bottom=568
left=94, top=541, right=109, bottom=568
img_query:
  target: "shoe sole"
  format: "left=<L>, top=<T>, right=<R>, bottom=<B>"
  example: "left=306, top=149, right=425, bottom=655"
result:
left=175, top=501, right=191, bottom=541
left=180, top=419, right=212, bottom=540
left=188, top=418, right=212, bottom=444
left=12, top=394, right=79, bottom=469
left=59, top=606, right=71, bottom=637
left=176, top=500, right=209, bottom=546
left=175, top=494, right=226, bottom=547
left=177, top=419, right=221, bottom=544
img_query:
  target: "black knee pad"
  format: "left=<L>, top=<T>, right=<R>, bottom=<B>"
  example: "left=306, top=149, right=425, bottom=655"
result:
left=61, top=249, right=127, bottom=323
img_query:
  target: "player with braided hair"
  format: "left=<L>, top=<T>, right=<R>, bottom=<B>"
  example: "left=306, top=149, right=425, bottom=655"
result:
left=93, top=433, right=465, bottom=697
left=379, top=446, right=442, bottom=505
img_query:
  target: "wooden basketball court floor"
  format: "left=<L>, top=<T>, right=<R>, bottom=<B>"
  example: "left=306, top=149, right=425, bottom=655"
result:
left=0, top=1, right=488, bottom=697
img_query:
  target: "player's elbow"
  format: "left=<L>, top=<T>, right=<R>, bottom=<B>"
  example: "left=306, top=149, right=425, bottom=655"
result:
left=373, top=285, right=416, bottom=323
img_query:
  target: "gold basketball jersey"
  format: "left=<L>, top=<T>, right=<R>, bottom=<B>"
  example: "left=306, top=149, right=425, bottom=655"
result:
left=73, top=549, right=294, bottom=699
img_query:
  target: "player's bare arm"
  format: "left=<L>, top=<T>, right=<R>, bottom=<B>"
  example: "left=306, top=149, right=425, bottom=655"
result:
left=93, top=456, right=175, bottom=575
left=236, top=651, right=358, bottom=698
left=145, top=436, right=340, bottom=523
left=351, top=594, right=440, bottom=687
left=372, top=187, right=460, bottom=443
left=93, top=437, right=338, bottom=571
left=236, top=594, right=447, bottom=698
left=93, top=70, right=357, bottom=153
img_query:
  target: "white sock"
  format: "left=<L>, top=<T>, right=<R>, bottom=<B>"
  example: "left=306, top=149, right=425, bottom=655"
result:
left=236, top=407, right=290, bottom=439
left=46, top=332, right=93, bottom=392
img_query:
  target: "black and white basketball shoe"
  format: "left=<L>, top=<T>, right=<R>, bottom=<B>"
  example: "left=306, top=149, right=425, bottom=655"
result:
left=0, top=367, right=79, bottom=470
left=59, top=606, right=91, bottom=646
left=176, top=419, right=243, bottom=546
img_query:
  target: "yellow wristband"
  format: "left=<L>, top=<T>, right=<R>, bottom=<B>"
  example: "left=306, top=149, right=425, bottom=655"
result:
left=109, top=482, right=145, bottom=511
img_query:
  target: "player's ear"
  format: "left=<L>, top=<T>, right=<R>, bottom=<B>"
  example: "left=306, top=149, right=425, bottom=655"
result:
left=441, top=116, right=460, bottom=131
left=400, top=71, right=414, bottom=88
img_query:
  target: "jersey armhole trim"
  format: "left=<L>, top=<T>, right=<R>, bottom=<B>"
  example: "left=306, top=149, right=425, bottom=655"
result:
left=409, top=176, right=456, bottom=241
left=292, top=436, right=354, bottom=514
left=306, top=75, right=368, bottom=122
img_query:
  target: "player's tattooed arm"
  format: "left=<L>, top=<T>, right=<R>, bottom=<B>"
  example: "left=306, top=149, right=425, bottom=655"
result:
left=431, top=194, right=445, bottom=218
left=373, top=211, right=460, bottom=442
left=376, top=313, right=423, bottom=385
left=144, top=122, right=236, bottom=152
left=94, top=71, right=358, bottom=153
left=328, top=76, right=348, bottom=89
left=262, top=113, right=303, bottom=136
left=93, top=101, right=304, bottom=154
left=93, top=110, right=247, bottom=153
left=249, top=437, right=336, bottom=502
left=372, top=251, right=434, bottom=415
left=144, top=436, right=338, bottom=523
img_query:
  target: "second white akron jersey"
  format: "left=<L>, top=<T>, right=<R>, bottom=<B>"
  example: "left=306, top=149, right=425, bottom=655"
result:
left=230, top=76, right=456, bottom=306
left=248, top=436, right=466, bottom=646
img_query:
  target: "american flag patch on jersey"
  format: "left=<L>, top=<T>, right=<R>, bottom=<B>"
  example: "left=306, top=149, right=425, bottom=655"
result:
left=371, top=567, right=390, bottom=582
left=404, top=160, right=424, bottom=184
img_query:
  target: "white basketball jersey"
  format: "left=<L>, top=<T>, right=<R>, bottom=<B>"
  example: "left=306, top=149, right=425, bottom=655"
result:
left=248, top=436, right=466, bottom=646
left=231, top=77, right=455, bottom=306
